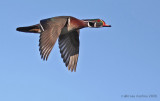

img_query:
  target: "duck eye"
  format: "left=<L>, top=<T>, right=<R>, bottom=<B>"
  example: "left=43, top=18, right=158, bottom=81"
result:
left=97, top=19, right=101, bottom=22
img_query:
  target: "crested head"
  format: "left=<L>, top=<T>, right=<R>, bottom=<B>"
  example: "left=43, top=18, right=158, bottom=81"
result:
left=83, top=19, right=111, bottom=28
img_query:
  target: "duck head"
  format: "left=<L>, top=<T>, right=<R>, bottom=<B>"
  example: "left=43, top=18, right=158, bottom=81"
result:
left=83, top=19, right=111, bottom=28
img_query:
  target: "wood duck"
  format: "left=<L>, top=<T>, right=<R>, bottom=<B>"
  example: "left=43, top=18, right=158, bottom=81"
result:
left=16, top=16, right=111, bottom=72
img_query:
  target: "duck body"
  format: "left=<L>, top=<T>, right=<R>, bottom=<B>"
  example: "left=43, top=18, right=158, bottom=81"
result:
left=16, top=16, right=111, bottom=72
left=36, top=16, right=86, bottom=34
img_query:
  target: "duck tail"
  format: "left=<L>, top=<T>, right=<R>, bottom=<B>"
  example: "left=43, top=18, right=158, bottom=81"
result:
left=16, top=24, right=41, bottom=33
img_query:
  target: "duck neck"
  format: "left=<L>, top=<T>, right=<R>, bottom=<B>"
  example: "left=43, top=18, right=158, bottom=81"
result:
left=82, top=21, right=89, bottom=28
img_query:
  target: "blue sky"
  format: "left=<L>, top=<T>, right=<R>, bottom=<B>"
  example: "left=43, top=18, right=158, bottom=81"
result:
left=0, top=0, right=160, bottom=101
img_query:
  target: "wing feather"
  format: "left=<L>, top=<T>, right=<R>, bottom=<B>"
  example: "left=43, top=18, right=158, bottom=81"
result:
left=58, top=30, right=80, bottom=72
left=39, top=17, right=68, bottom=60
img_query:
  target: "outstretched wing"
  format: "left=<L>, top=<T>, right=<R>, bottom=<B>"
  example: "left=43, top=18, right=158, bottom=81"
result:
left=39, top=17, right=68, bottom=60
left=58, top=30, right=79, bottom=72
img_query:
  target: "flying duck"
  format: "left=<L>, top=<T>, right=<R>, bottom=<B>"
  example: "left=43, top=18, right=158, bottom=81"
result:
left=16, top=16, right=111, bottom=72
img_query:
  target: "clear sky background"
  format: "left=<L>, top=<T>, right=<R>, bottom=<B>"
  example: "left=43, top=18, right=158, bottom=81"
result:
left=0, top=0, right=160, bottom=101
